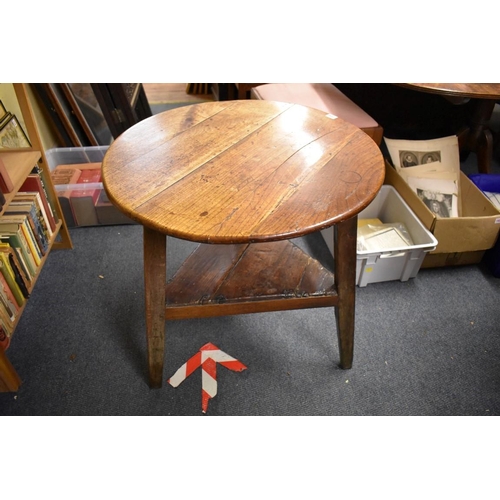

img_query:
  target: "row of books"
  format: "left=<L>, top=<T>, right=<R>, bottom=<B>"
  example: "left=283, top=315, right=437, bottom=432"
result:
left=51, top=163, right=134, bottom=227
left=0, top=170, right=58, bottom=341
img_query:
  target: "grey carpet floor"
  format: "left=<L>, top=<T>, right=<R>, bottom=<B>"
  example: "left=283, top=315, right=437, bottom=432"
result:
left=2, top=223, right=499, bottom=416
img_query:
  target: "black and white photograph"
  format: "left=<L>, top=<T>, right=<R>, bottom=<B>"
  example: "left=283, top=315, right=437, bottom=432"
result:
left=406, top=175, right=459, bottom=217
left=417, top=188, right=453, bottom=218
left=422, top=151, right=441, bottom=164
left=399, top=150, right=442, bottom=167
left=385, top=136, right=459, bottom=172
left=400, top=151, right=418, bottom=167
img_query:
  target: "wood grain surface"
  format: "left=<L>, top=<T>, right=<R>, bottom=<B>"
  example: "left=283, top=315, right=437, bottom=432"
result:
left=102, top=100, right=384, bottom=244
left=399, top=83, right=500, bottom=99
left=164, top=239, right=338, bottom=319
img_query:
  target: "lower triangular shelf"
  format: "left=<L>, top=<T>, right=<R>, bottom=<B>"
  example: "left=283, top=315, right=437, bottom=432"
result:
left=165, top=240, right=337, bottom=319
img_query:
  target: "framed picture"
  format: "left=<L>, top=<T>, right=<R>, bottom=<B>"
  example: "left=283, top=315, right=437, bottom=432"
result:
left=32, top=83, right=74, bottom=147
left=59, top=83, right=99, bottom=146
left=32, top=83, right=109, bottom=147
left=0, top=114, right=31, bottom=148
left=67, top=83, right=112, bottom=145
left=0, top=100, right=7, bottom=120
left=43, top=83, right=86, bottom=147
left=0, top=111, right=12, bottom=129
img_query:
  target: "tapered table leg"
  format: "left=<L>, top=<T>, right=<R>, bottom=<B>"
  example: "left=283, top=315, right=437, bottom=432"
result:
left=457, top=99, right=496, bottom=174
left=334, top=216, right=358, bottom=369
left=0, top=347, right=22, bottom=392
left=143, top=226, right=166, bottom=388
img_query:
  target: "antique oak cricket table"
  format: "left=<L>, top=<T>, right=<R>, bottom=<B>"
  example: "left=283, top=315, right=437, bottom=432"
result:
left=102, top=100, right=385, bottom=388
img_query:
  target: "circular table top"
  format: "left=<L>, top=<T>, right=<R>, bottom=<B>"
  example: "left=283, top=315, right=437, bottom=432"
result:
left=102, top=100, right=385, bottom=244
left=399, top=83, right=500, bottom=99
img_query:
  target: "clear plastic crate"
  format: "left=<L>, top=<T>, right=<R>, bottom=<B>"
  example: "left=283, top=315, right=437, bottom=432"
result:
left=46, top=146, right=109, bottom=171
left=321, top=185, right=438, bottom=286
left=46, top=146, right=135, bottom=227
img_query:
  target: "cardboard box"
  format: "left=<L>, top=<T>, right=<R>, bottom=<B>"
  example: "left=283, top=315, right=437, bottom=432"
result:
left=46, top=146, right=136, bottom=227
left=321, top=186, right=437, bottom=286
left=384, top=161, right=500, bottom=267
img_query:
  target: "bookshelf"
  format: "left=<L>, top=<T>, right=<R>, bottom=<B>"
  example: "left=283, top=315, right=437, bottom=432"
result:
left=0, top=83, right=73, bottom=392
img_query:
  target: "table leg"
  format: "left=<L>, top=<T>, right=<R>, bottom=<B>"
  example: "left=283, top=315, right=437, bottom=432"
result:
left=0, top=347, right=22, bottom=392
left=143, top=226, right=166, bottom=388
left=476, top=128, right=494, bottom=174
left=457, top=99, right=496, bottom=174
left=334, top=216, right=358, bottom=369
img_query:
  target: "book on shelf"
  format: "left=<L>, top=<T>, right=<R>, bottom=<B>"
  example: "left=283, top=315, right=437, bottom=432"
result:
left=0, top=304, right=14, bottom=340
left=0, top=244, right=30, bottom=300
left=0, top=233, right=34, bottom=284
left=5, top=203, right=48, bottom=258
left=20, top=216, right=42, bottom=266
left=0, top=296, right=16, bottom=329
left=0, top=214, right=42, bottom=266
left=0, top=218, right=39, bottom=276
left=30, top=164, right=57, bottom=224
left=0, top=156, right=14, bottom=193
left=0, top=321, right=11, bottom=350
left=8, top=250, right=30, bottom=299
left=3, top=200, right=49, bottom=256
left=0, top=250, right=26, bottom=307
left=20, top=174, right=57, bottom=233
left=0, top=269, right=20, bottom=319
left=0, top=294, right=16, bottom=329
left=70, top=168, right=102, bottom=226
left=0, top=278, right=19, bottom=338
left=14, top=191, right=53, bottom=241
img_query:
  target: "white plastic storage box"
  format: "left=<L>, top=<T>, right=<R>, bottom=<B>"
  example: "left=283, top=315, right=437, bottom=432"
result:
left=321, top=185, right=438, bottom=286
left=45, top=146, right=135, bottom=227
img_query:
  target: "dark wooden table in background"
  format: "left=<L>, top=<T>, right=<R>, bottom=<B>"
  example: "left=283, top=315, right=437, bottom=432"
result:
left=102, top=100, right=385, bottom=388
left=399, top=83, right=500, bottom=173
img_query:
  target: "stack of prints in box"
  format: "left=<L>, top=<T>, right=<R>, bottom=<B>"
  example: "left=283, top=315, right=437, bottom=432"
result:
left=384, top=136, right=461, bottom=218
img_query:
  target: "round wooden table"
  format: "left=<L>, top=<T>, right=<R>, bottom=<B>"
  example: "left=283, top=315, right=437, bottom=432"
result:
left=102, top=100, right=385, bottom=388
left=398, top=83, right=500, bottom=173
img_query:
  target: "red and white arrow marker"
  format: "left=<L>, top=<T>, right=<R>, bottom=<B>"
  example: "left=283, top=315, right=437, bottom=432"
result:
left=168, top=342, right=247, bottom=413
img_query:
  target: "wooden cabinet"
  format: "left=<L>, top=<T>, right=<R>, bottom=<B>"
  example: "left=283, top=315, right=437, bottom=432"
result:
left=0, top=83, right=72, bottom=392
